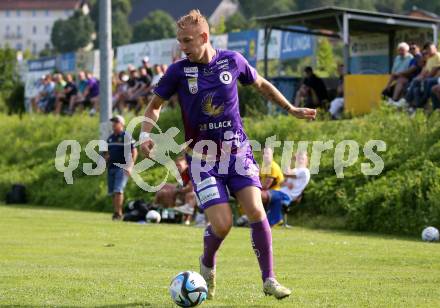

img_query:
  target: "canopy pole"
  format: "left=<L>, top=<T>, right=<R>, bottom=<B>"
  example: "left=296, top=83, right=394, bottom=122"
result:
left=263, top=26, right=272, bottom=79
left=342, top=13, right=349, bottom=74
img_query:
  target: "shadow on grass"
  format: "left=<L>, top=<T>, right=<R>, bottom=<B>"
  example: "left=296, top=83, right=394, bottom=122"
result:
left=1, top=303, right=152, bottom=308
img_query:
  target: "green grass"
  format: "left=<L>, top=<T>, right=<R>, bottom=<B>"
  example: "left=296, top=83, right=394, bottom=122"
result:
left=1, top=205, right=439, bottom=307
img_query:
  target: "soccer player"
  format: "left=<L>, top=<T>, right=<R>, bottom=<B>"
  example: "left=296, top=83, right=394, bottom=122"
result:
left=139, top=10, right=316, bottom=300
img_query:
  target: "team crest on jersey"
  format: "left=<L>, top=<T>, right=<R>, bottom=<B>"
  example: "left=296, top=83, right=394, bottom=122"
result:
left=219, top=71, right=232, bottom=85
left=187, top=77, right=198, bottom=94
left=202, top=92, right=224, bottom=117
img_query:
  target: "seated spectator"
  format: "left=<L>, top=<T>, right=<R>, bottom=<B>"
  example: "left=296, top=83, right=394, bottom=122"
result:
left=57, top=73, right=78, bottom=115
left=52, top=73, right=66, bottom=114
left=112, top=71, right=129, bottom=113
left=383, top=42, right=416, bottom=103
left=294, top=66, right=328, bottom=108
left=260, top=147, right=284, bottom=207
left=134, top=67, right=153, bottom=114
left=153, top=156, right=197, bottom=222
left=329, top=63, right=345, bottom=119
left=69, top=71, right=89, bottom=113
left=405, top=42, right=440, bottom=111
left=430, top=81, right=440, bottom=111
left=31, top=74, right=55, bottom=113
left=266, top=152, right=311, bottom=227
left=151, top=64, right=164, bottom=86
left=141, top=56, right=154, bottom=78
left=84, top=72, right=100, bottom=116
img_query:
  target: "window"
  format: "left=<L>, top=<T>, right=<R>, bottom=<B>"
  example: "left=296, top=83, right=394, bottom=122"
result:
left=32, top=43, right=37, bottom=54
left=45, top=10, right=49, bottom=17
left=33, top=26, right=37, bottom=34
left=45, top=25, right=50, bottom=34
left=6, top=10, right=10, bottom=17
left=16, top=43, right=22, bottom=51
left=32, top=10, right=36, bottom=17
left=16, top=10, right=20, bottom=17
left=17, top=25, right=21, bottom=34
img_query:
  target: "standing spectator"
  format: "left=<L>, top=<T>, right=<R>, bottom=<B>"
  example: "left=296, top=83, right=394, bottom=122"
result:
left=294, top=66, right=328, bottom=108
left=329, top=64, right=345, bottom=119
left=85, top=72, right=100, bottom=116
left=31, top=74, right=55, bottom=113
left=141, top=56, right=154, bottom=78
left=104, top=115, right=138, bottom=221
left=134, top=67, right=153, bottom=113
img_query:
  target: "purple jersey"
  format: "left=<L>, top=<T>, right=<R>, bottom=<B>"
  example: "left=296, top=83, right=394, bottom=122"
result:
left=154, top=49, right=257, bottom=155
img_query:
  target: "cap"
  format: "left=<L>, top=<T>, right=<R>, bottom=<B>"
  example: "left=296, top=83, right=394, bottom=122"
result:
left=142, top=56, right=150, bottom=63
left=121, top=74, right=129, bottom=82
left=110, top=115, right=125, bottom=126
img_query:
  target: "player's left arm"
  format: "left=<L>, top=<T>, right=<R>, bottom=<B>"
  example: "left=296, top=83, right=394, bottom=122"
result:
left=252, top=74, right=317, bottom=120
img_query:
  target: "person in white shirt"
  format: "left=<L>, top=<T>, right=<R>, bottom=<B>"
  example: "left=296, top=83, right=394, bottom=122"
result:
left=266, top=152, right=310, bottom=226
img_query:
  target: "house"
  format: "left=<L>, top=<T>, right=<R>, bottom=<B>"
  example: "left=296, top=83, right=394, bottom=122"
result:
left=129, top=0, right=238, bottom=27
left=0, top=0, right=89, bottom=55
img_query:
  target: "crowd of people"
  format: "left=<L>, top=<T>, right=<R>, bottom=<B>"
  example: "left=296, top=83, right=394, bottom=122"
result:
left=382, top=41, right=440, bottom=113
left=30, top=56, right=168, bottom=116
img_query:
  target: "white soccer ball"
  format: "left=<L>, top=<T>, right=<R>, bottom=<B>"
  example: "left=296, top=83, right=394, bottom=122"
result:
left=146, top=210, right=161, bottom=223
left=421, top=226, right=439, bottom=242
left=169, top=271, right=208, bottom=307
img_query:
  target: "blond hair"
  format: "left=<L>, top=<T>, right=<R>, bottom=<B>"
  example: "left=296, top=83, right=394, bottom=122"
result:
left=177, top=9, right=209, bottom=30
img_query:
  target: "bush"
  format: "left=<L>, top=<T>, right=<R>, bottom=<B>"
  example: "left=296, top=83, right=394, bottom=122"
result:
left=1, top=106, right=440, bottom=235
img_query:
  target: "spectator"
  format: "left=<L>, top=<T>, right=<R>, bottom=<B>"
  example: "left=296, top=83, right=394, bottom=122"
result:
left=266, top=152, right=310, bottom=227
left=52, top=73, right=66, bottom=114
left=161, top=64, right=168, bottom=74
left=405, top=42, right=440, bottom=111
left=329, top=64, right=345, bottom=119
left=134, top=67, right=153, bottom=114
left=431, top=83, right=440, bottom=111
left=104, top=115, right=137, bottom=221
left=69, top=71, right=88, bottom=113
left=294, top=66, right=328, bottom=108
left=260, top=147, right=284, bottom=207
left=31, top=74, right=55, bottom=113
left=112, top=71, right=129, bottom=113
left=141, top=56, right=154, bottom=78
left=383, top=42, right=414, bottom=102
left=153, top=156, right=197, bottom=221
left=151, top=64, right=164, bottom=86
left=85, top=72, right=100, bottom=116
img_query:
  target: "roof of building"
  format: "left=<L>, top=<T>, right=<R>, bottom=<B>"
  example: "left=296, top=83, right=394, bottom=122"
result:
left=129, top=0, right=222, bottom=24
left=256, top=6, right=439, bottom=34
left=0, top=0, right=82, bottom=11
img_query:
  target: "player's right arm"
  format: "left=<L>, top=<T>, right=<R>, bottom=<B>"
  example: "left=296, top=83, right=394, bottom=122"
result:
left=140, top=94, right=165, bottom=157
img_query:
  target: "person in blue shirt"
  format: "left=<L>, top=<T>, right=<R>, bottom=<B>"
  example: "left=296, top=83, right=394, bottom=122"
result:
left=104, top=115, right=138, bottom=220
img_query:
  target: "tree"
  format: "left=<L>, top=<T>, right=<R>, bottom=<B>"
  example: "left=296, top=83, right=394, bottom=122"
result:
left=239, top=0, right=296, bottom=18
left=90, top=0, right=132, bottom=47
left=224, top=12, right=252, bottom=32
left=132, top=10, right=175, bottom=43
left=0, top=45, right=23, bottom=114
left=316, top=38, right=337, bottom=77
left=211, top=16, right=226, bottom=35
left=51, top=11, right=94, bottom=53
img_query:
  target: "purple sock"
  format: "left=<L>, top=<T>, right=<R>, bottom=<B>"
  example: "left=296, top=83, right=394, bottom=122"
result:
left=250, top=218, right=275, bottom=281
left=202, top=225, right=224, bottom=268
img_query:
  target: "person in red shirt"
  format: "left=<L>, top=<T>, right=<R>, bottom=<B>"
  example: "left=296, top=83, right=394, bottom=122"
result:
left=154, top=156, right=196, bottom=216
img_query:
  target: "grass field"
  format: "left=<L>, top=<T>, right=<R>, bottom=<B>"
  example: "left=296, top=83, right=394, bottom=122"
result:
left=1, top=205, right=439, bottom=307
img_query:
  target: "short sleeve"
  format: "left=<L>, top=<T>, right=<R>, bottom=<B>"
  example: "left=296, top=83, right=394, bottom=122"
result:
left=235, top=52, right=257, bottom=85
left=153, top=63, right=180, bottom=100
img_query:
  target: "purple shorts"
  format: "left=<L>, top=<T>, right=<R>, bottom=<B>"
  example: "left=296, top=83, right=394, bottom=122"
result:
left=186, top=150, right=261, bottom=210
